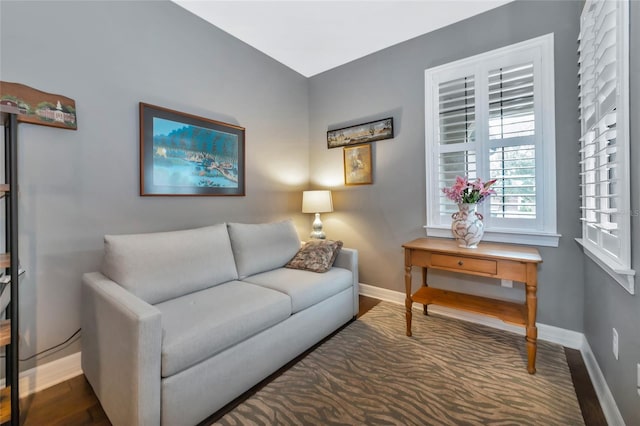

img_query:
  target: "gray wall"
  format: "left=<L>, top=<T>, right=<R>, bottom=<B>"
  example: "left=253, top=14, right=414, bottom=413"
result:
left=309, top=0, right=585, bottom=330
left=2, top=1, right=637, bottom=422
left=583, top=2, right=640, bottom=424
left=0, top=0, right=310, bottom=369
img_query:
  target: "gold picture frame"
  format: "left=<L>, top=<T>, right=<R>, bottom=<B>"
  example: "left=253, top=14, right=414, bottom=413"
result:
left=343, top=144, right=372, bottom=185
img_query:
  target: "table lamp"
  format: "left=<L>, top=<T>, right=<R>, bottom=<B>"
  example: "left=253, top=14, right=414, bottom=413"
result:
left=302, top=190, right=333, bottom=239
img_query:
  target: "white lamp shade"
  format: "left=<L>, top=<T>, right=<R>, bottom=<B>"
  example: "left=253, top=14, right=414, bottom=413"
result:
left=302, top=190, right=333, bottom=213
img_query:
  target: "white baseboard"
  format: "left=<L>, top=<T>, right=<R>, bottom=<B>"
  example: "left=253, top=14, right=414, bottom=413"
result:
left=359, top=283, right=623, bottom=425
left=580, top=339, right=626, bottom=426
left=0, top=351, right=83, bottom=397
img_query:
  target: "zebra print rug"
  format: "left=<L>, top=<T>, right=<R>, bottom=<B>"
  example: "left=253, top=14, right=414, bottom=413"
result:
left=213, top=302, right=584, bottom=425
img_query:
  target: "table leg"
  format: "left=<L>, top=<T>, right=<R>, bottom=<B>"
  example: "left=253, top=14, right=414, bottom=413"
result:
left=422, top=267, right=428, bottom=315
left=526, top=264, right=538, bottom=374
left=404, top=249, right=413, bottom=337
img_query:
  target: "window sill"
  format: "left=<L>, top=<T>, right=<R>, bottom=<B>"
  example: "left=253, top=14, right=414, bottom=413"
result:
left=424, top=226, right=561, bottom=247
left=576, top=238, right=635, bottom=295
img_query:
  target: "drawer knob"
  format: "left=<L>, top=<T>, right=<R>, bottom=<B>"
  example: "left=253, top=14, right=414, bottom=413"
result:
left=458, top=260, right=464, bottom=266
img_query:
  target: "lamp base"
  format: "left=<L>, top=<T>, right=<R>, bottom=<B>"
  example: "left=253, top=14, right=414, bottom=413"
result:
left=309, top=212, right=326, bottom=239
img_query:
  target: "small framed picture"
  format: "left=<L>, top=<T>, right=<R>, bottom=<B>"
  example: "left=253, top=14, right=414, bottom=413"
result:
left=343, top=144, right=372, bottom=185
left=327, top=117, right=393, bottom=149
left=140, top=103, right=245, bottom=196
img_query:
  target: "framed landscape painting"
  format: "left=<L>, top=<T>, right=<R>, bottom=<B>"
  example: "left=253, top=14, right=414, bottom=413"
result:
left=344, top=144, right=372, bottom=185
left=327, top=117, right=393, bottom=149
left=140, top=103, right=245, bottom=196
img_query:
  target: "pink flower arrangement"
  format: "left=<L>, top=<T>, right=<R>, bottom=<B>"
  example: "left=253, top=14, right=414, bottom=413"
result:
left=442, top=176, right=497, bottom=205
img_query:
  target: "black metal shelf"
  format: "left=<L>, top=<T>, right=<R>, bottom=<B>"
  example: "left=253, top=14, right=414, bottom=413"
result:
left=1, top=110, right=20, bottom=426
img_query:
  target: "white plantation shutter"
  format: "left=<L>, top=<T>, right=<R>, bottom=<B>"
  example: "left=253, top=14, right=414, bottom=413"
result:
left=425, top=35, right=557, bottom=246
left=438, top=151, right=477, bottom=217
left=488, top=64, right=535, bottom=140
left=437, top=75, right=477, bottom=218
left=490, top=144, right=535, bottom=218
left=578, top=0, right=634, bottom=293
left=438, top=76, right=475, bottom=145
left=487, top=63, right=536, bottom=221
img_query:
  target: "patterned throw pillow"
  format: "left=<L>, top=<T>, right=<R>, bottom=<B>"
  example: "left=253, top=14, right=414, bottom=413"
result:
left=285, top=240, right=343, bottom=273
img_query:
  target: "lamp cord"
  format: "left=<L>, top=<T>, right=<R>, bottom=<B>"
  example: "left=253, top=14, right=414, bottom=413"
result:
left=0, top=328, right=81, bottom=362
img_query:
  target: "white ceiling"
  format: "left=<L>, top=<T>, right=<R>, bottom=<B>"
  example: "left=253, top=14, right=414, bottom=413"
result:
left=173, top=1, right=513, bottom=77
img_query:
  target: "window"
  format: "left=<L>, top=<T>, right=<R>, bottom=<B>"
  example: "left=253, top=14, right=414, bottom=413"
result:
left=577, top=0, right=634, bottom=294
left=425, top=34, right=558, bottom=247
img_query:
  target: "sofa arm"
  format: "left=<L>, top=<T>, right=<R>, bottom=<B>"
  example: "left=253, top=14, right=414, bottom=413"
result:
left=81, top=272, right=162, bottom=426
left=334, top=248, right=359, bottom=316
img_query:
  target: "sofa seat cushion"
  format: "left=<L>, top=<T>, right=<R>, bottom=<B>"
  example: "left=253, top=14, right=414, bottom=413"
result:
left=156, top=281, right=292, bottom=377
left=242, top=267, right=352, bottom=314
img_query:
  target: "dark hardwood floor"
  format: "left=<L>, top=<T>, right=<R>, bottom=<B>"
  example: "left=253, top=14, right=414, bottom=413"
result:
left=10, top=296, right=605, bottom=426
left=565, top=347, right=608, bottom=426
left=18, top=374, right=109, bottom=426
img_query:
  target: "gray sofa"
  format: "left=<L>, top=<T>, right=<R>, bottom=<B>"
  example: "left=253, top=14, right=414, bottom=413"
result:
left=81, top=220, right=359, bottom=426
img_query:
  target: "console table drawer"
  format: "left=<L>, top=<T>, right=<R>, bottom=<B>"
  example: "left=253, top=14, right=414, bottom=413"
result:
left=431, top=254, right=497, bottom=275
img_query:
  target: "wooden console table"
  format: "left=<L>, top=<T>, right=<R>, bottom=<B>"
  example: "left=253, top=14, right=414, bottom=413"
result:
left=402, top=238, right=542, bottom=374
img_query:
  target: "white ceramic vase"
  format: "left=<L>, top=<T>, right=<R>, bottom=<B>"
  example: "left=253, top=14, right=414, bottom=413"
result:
left=451, top=203, right=484, bottom=248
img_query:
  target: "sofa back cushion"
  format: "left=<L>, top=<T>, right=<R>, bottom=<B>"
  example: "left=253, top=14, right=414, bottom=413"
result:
left=101, top=224, right=238, bottom=305
left=227, top=219, right=301, bottom=279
